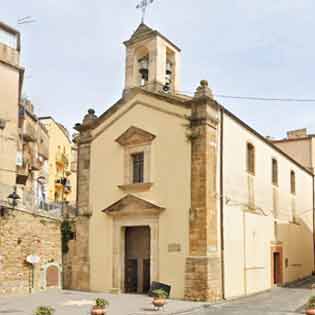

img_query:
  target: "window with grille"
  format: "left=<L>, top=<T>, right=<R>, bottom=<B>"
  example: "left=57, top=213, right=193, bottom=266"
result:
left=272, top=158, right=278, bottom=186
left=246, top=143, right=255, bottom=175
left=132, top=152, right=144, bottom=183
left=290, top=170, right=296, bottom=194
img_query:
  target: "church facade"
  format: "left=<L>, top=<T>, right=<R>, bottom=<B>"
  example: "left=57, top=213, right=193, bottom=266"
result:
left=70, top=24, right=315, bottom=301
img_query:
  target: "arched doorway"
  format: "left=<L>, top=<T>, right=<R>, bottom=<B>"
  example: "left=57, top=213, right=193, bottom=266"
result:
left=46, top=265, right=59, bottom=287
left=41, top=263, right=62, bottom=290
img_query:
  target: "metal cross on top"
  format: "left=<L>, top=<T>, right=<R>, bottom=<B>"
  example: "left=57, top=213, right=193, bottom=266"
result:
left=136, top=0, right=154, bottom=24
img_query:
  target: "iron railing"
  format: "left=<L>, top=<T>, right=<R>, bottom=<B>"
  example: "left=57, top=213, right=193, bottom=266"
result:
left=0, top=182, right=65, bottom=218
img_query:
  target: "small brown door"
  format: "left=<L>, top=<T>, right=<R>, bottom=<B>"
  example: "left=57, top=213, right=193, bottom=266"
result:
left=46, top=266, right=59, bottom=287
left=273, top=252, right=281, bottom=285
left=125, top=226, right=151, bottom=293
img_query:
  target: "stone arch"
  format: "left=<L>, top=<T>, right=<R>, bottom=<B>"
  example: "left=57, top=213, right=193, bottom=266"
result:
left=41, top=262, right=62, bottom=290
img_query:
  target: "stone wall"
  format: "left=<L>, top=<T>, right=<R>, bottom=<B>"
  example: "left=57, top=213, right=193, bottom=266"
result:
left=64, top=113, right=96, bottom=291
left=63, top=216, right=90, bottom=290
left=0, top=207, right=62, bottom=295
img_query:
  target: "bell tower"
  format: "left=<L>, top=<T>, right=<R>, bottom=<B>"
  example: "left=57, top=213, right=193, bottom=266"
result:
left=123, top=23, right=181, bottom=95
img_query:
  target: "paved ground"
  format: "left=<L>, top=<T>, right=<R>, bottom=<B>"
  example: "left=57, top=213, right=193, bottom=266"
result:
left=0, top=278, right=314, bottom=315
left=204, top=277, right=315, bottom=315
left=0, top=290, right=204, bottom=315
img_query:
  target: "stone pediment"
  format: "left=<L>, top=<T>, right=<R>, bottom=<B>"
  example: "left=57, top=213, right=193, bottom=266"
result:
left=102, top=194, right=164, bottom=216
left=115, top=126, right=156, bottom=146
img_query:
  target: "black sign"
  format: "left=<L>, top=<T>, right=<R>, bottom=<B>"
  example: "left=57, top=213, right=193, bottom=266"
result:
left=148, top=281, right=171, bottom=298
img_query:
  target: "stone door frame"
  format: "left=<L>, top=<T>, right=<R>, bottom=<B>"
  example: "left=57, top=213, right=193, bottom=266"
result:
left=40, top=262, right=62, bottom=290
left=112, top=215, right=159, bottom=292
left=271, top=245, right=283, bottom=287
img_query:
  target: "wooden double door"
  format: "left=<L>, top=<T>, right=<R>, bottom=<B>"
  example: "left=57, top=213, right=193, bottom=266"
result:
left=125, top=226, right=151, bottom=293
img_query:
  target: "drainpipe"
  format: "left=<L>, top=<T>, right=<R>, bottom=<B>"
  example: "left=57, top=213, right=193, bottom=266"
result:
left=219, top=106, right=225, bottom=299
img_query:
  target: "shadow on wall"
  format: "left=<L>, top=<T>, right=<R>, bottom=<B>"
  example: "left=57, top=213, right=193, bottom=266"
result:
left=277, top=217, right=314, bottom=288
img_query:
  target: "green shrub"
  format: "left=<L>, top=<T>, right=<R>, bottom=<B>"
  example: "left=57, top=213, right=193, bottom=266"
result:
left=152, top=289, right=168, bottom=299
left=95, top=298, right=109, bottom=309
left=34, top=306, right=55, bottom=315
left=307, top=296, right=315, bottom=309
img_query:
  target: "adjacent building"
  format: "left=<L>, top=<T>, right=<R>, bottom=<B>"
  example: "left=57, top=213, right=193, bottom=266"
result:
left=70, top=23, right=315, bottom=301
left=16, top=99, right=50, bottom=210
left=272, top=128, right=315, bottom=174
left=0, top=21, right=62, bottom=296
left=0, top=21, right=24, bottom=199
left=39, top=117, right=77, bottom=207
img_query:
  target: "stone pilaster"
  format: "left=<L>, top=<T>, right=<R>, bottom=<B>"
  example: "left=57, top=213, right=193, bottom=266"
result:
left=185, top=81, right=223, bottom=302
left=66, top=109, right=97, bottom=291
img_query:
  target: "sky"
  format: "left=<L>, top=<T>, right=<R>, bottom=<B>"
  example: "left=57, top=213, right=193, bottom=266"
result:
left=1, top=0, right=315, bottom=138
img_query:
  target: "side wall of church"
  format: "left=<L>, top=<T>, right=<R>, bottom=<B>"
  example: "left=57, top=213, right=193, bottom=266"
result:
left=222, top=112, right=314, bottom=299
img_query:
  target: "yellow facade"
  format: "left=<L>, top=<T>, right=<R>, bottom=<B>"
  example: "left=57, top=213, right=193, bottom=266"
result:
left=89, top=93, right=191, bottom=298
left=39, top=117, right=77, bottom=205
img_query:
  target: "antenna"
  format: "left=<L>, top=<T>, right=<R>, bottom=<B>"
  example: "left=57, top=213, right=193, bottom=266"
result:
left=18, top=16, right=36, bottom=25
left=136, top=0, right=154, bottom=24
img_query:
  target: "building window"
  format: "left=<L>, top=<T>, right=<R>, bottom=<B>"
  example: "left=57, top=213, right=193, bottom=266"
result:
left=290, top=170, right=296, bottom=194
left=132, top=152, right=144, bottom=184
left=272, top=158, right=278, bottom=186
left=246, top=143, right=255, bottom=175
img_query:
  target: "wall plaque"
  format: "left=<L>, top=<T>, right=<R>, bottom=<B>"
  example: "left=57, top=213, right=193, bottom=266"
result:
left=168, top=243, right=181, bottom=253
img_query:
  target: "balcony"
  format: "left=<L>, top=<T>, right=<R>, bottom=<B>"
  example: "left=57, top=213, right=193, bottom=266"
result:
left=56, top=153, right=69, bottom=168
left=31, top=158, right=42, bottom=171
left=16, top=166, right=29, bottom=185
left=55, top=177, right=66, bottom=189
left=22, top=123, right=37, bottom=142
left=38, top=141, right=49, bottom=159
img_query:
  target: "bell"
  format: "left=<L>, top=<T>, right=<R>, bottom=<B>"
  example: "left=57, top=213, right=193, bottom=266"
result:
left=163, top=82, right=171, bottom=93
left=139, top=68, right=149, bottom=81
left=166, top=61, right=172, bottom=75
left=139, top=56, right=149, bottom=81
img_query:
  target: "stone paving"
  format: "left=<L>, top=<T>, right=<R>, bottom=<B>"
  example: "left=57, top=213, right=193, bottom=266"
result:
left=0, top=290, right=205, bottom=315
left=205, top=277, right=315, bottom=315
left=0, top=278, right=315, bottom=315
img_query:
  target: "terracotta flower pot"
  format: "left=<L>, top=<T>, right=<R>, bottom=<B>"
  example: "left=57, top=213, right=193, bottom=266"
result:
left=306, top=309, right=315, bottom=315
left=91, top=307, right=106, bottom=315
left=152, top=298, right=166, bottom=308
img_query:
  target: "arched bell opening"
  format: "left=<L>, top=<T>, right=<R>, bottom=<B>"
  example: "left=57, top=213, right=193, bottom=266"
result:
left=135, top=46, right=150, bottom=87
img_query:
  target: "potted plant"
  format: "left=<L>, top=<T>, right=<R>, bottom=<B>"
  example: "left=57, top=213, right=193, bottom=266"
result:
left=152, top=289, right=168, bottom=310
left=34, top=306, right=55, bottom=315
left=91, top=298, right=109, bottom=315
left=306, top=296, right=315, bottom=315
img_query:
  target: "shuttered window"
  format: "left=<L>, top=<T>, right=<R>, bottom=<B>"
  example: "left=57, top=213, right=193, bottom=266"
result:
left=272, top=158, right=278, bottom=186
left=132, top=152, right=144, bottom=183
left=290, top=170, right=296, bottom=194
left=247, top=143, right=255, bottom=175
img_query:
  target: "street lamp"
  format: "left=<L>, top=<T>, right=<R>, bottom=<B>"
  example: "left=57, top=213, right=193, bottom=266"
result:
left=7, top=186, right=20, bottom=208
